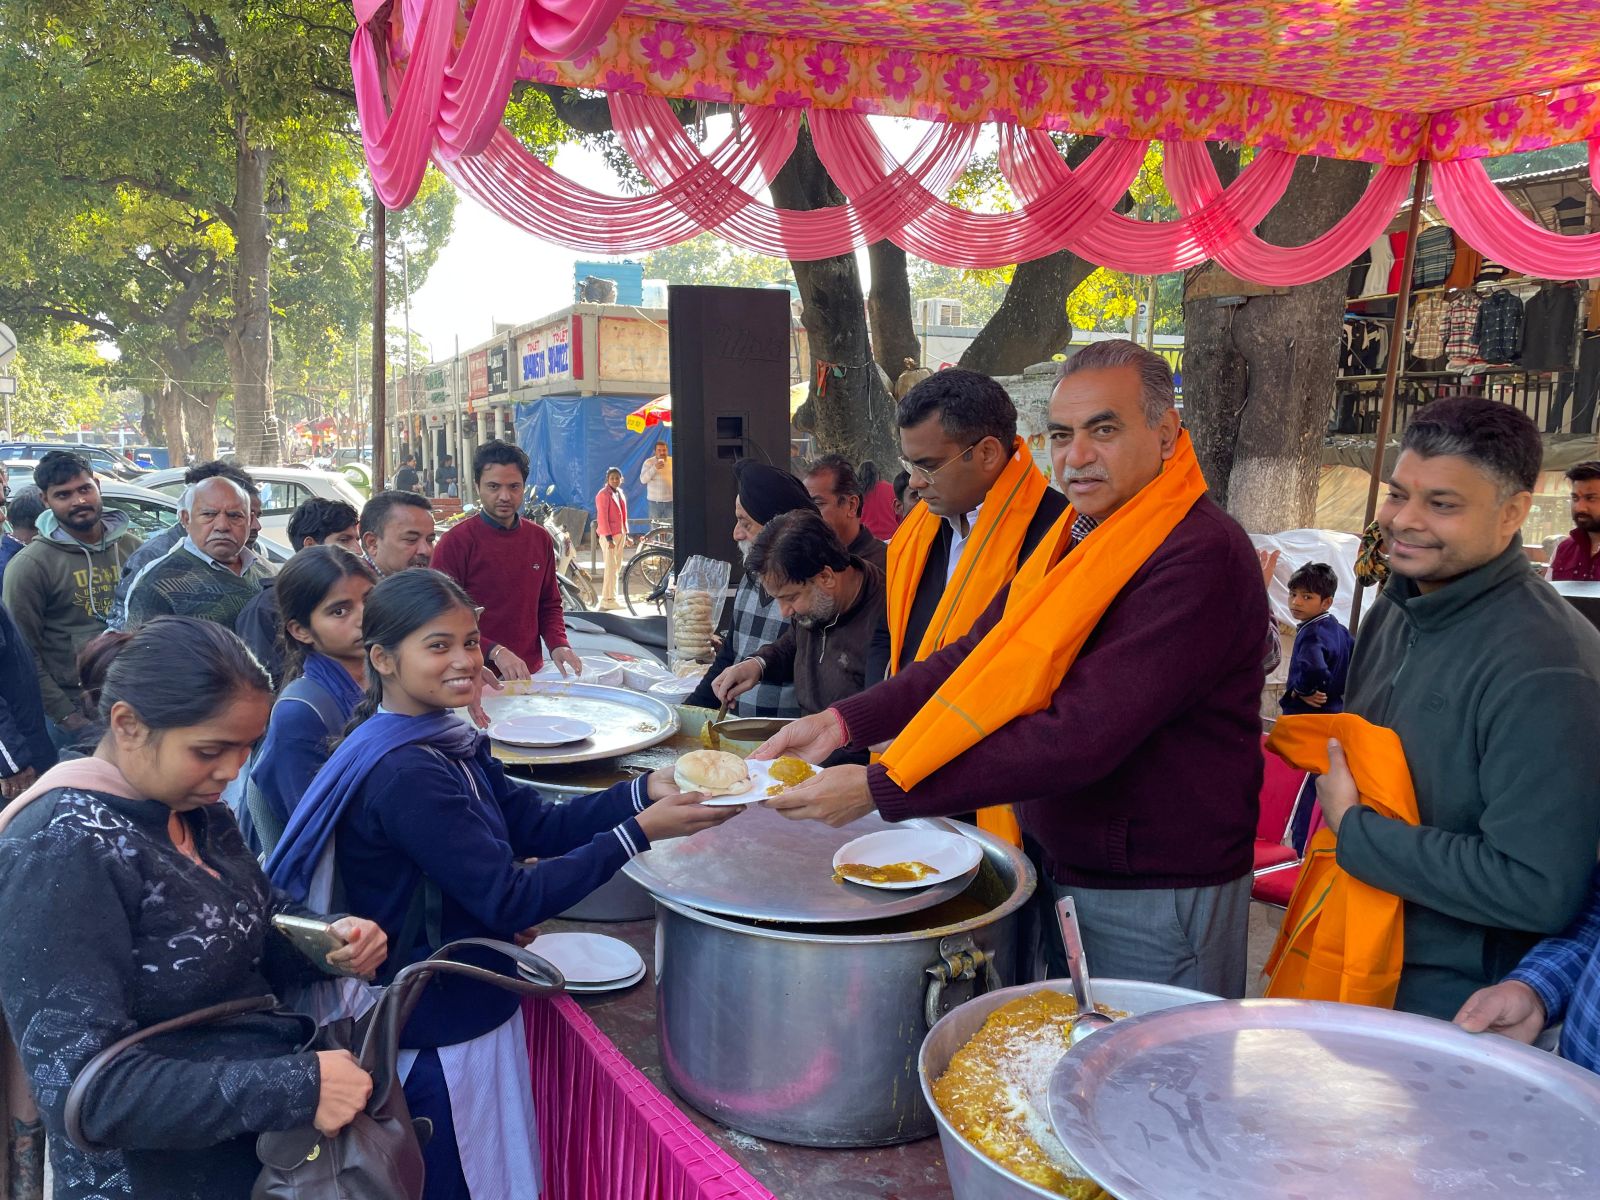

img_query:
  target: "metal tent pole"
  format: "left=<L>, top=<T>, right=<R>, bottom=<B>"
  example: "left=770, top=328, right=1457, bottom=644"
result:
left=1350, top=159, right=1431, bottom=634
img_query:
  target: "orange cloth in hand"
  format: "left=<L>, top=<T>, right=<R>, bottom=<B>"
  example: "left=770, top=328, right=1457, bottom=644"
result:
left=885, top=438, right=1048, bottom=675
left=882, top=432, right=1209, bottom=846
left=1264, top=713, right=1420, bottom=1009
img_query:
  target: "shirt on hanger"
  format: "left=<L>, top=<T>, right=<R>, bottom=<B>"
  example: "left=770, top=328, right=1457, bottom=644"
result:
left=1362, top=236, right=1395, bottom=297
left=1474, top=290, right=1525, bottom=364
left=1441, top=291, right=1482, bottom=360
left=1408, top=292, right=1447, bottom=360
left=1411, top=228, right=1456, bottom=290
left=1522, top=285, right=1579, bottom=372
left=1444, top=245, right=1482, bottom=291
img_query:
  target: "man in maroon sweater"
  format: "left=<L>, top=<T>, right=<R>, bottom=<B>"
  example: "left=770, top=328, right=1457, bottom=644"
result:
left=760, top=341, right=1266, bottom=997
left=432, top=440, right=579, bottom=678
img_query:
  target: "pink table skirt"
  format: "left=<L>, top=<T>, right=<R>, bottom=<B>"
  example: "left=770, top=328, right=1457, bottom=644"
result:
left=524, top=996, right=778, bottom=1200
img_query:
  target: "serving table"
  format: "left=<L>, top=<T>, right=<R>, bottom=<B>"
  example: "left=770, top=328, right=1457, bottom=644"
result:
left=526, top=913, right=954, bottom=1200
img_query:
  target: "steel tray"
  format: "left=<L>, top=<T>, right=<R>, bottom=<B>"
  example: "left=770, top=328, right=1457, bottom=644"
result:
left=1048, top=997, right=1600, bottom=1200
left=472, top=680, right=678, bottom=766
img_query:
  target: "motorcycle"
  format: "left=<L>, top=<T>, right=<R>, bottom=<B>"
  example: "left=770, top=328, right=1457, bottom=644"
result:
left=523, top=485, right=599, bottom=611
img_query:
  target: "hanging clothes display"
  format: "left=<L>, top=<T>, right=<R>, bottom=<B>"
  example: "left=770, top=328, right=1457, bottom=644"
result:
left=1476, top=257, right=1514, bottom=285
left=1441, top=290, right=1483, bottom=360
left=1474, top=290, right=1526, bottom=364
left=1385, top=231, right=1411, bottom=295
left=1411, top=227, right=1456, bottom=290
left=1340, top=319, right=1388, bottom=376
left=1521, top=283, right=1579, bottom=372
left=1362, top=236, right=1395, bottom=298
left=1407, top=292, right=1447, bottom=360
left=1443, top=245, right=1482, bottom=291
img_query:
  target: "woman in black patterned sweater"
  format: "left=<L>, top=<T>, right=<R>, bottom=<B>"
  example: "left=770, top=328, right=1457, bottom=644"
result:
left=0, top=618, right=388, bottom=1199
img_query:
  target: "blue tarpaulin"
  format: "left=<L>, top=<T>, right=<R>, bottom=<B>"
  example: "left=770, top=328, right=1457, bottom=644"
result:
left=513, top=395, right=669, bottom=533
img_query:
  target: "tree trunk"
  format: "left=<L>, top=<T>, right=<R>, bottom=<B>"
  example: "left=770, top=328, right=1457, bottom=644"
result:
left=866, top=240, right=921, bottom=384
left=183, top=390, right=219, bottom=461
left=1180, top=155, right=1372, bottom=531
left=154, top=379, right=186, bottom=466
left=958, top=137, right=1105, bottom=376
left=957, top=251, right=1097, bottom=375
left=770, top=123, right=899, bottom=468
left=226, top=121, right=281, bottom=466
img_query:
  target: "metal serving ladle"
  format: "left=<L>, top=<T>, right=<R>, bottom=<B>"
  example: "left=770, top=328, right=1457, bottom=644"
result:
left=1057, top=895, right=1115, bottom=1045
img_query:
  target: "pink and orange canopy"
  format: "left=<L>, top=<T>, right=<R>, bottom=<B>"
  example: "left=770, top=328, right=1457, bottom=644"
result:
left=353, top=0, right=1600, bottom=279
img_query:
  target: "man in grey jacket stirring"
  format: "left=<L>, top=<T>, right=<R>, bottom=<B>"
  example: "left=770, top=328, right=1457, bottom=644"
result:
left=1314, top=396, right=1600, bottom=1020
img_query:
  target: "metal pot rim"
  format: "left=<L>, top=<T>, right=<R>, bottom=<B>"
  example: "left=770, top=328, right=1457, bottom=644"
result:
left=916, top=978, right=1220, bottom=1199
left=649, top=833, right=1037, bottom=945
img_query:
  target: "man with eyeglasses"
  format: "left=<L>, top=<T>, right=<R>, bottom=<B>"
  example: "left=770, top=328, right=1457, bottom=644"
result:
left=864, top=369, right=1068, bottom=684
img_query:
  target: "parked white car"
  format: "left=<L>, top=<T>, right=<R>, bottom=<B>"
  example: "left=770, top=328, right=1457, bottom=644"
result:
left=139, top=466, right=366, bottom=543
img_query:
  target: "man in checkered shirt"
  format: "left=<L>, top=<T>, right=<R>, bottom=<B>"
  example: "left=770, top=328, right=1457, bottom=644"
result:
left=1456, top=866, right=1600, bottom=1073
left=684, top=460, right=816, bottom=717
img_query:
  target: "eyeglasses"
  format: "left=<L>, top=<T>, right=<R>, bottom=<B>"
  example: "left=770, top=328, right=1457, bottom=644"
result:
left=898, top=440, right=985, bottom=485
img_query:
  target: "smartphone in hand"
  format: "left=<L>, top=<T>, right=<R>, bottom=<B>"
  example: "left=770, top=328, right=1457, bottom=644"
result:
left=271, top=913, right=350, bottom=976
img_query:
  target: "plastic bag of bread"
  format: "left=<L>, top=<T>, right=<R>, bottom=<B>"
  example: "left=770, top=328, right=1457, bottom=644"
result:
left=669, top=555, right=731, bottom=670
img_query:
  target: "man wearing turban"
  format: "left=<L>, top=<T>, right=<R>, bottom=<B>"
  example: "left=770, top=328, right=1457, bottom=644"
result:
left=685, top=460, right=817, bottom=716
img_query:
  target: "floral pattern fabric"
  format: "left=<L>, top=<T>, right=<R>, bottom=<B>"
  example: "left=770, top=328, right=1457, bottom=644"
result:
left=474, top=0, right=1600, bottom=163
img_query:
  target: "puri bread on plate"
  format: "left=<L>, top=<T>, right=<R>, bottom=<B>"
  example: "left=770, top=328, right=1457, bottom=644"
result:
left=674, top=749, right=753, bottom=797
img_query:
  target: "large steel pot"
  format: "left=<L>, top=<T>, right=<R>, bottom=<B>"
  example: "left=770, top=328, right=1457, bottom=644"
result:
left=652, top=826, right=1034, bottom=1147
left=919, top=978, right=1219, bottom=1199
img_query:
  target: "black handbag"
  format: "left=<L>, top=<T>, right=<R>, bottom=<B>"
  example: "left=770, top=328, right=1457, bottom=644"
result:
left=64, top=938, right=565, bottom=1200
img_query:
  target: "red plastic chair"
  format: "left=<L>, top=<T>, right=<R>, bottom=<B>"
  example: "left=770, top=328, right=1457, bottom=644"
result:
left=1252, top=733, right=1310, bottom=906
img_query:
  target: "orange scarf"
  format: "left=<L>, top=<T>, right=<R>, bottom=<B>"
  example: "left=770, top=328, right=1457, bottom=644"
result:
left=1263, top=713, right=1419, bottom=1008
left=881, top=432, right=1208, bottom=846
left=885, top=438, right=1048, bottom=674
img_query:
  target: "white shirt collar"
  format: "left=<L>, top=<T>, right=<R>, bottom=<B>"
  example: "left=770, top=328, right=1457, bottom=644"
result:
left=182, top=535, right=257, bottom=576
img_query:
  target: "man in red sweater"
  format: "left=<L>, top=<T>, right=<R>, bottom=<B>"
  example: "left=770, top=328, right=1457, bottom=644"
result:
left=594, top=466, right=629, bottom=610
left=758, top=342, right=1266, bottom=998
left=432, top=440, right=580, bottom=678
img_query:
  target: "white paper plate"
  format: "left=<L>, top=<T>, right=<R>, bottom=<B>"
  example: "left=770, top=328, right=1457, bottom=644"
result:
left=831, top=828, right=983, bottom=890
left=524, top=932, right=644, bottom=985
left=488, top=715, right=595, bottom=747
left=562, top=961, right=648, bottom=994
left=533, top=658, right=626, bottom=688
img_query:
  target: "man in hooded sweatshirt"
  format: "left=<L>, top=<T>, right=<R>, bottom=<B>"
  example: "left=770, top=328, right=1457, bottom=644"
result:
left=1, top=451, right=143, bottom=744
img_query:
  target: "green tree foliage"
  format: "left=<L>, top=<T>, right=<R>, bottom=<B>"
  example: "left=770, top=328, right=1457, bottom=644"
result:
left=0, top=1, right=459, bottom=461
left=640, top=234, right=795, bottom=290
left=5, top=328, right=122, bottom=437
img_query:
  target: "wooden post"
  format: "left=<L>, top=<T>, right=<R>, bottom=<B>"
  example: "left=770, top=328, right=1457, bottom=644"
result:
left=1350, top=160, right=1431, bottom=633
left=371, top=198, right=388, bottom=490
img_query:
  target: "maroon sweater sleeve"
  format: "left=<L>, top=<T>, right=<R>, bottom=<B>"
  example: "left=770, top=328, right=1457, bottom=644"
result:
left=433, top=522, right=498, bottom=658
left=859, top=518, right=1259, bottom=822
left=831, top=599, right=1003, bottom=746
left=534, top=525, right=568, bottom=653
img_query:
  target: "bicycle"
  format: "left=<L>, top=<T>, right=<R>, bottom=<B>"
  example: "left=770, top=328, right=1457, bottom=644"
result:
left=623, top=546, right=675, bottom=615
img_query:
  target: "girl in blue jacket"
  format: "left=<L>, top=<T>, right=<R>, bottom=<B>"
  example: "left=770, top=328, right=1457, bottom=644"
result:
left=267, top=569, right=736, bottom=1199
left=250, top=547, right=376, bottom=851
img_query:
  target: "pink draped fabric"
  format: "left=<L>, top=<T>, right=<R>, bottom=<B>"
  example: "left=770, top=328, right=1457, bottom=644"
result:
left=1164, top=144, right=1416, bottom=286
left=808, top=111, right=1145, bottom=269
left=1001, top=131, right=1298, bottom=274
left=352, top=0, right=630, bottom=207
left=1433, top=153, right=1600, bottom=279
left=524, top=997, right=777, bottom=1200
left=610, top=94, right=983, bottom=260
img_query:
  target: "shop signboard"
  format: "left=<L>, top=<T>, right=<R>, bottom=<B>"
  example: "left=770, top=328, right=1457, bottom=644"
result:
left=518, top=317, right=575, bottom=386
left=597, top=315, right=669, bottom=382
left=425, top=366, right=450, bottom=407
left=468, top=349, right=489, bottom=400
left=487, top=344, right=509, bottom=395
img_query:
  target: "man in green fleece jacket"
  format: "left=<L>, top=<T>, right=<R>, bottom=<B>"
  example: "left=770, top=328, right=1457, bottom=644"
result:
left=1313, top=396, right=1600, bottom=1020
left=0, top=451, right=142, bottom=740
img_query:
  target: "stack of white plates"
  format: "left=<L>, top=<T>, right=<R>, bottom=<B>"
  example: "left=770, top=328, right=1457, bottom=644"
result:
left=521, top=932, right=647, bottom=993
